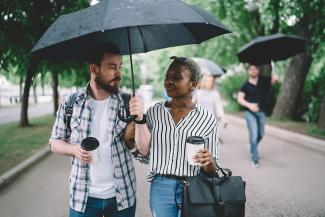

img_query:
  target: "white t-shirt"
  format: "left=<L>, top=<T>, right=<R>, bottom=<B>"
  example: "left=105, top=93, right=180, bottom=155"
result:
left=88, top=96, right=116, bottom=199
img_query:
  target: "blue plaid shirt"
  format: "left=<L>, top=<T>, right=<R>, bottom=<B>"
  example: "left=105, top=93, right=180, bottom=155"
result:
left=49, top=86, right=136, bottom=212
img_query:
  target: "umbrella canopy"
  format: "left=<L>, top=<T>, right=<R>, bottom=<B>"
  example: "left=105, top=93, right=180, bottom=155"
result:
left=31, top=0, right=231, bottom=60
left=237, top=33, right=306, bottom=65
left=31, top=0, right=231, bottom=123
left=191, top=57, right=225, bottom=76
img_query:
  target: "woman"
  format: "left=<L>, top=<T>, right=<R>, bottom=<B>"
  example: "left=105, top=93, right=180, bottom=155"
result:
left=194, top=74, right=228, bottom=129
left=193, top=74, right=228, bottom=143
left=129, top=57, right=220, bottom=217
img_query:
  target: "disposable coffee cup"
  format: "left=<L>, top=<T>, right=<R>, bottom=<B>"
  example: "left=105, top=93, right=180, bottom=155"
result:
left=186, top=136, right=205, bottom=165
left=81, top=137, right=100, bottom=163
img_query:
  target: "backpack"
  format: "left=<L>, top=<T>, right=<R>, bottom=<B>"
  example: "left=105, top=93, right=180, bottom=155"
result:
left=64, top=93, right=78, bottom=132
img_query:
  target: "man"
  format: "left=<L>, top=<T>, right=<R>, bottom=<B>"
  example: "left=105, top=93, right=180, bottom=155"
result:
left=237, top=64, right=269, bottom=168
left=49, top=43, right=140, bottom=216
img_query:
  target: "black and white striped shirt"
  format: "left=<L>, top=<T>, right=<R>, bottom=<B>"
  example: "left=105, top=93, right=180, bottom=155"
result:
left=146, top=101, right=220, bottom=177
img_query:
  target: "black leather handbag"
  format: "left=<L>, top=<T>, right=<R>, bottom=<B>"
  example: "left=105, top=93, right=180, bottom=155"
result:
left=181, top=166, right=246, bottom=217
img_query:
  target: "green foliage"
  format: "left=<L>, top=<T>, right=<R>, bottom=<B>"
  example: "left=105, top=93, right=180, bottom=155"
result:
left=219, top=71, right=247, bottom=103
left=0, top=0, right=90, bottom=85
left=120, top=55, right=141, bottom=91
left=297, top=59, right=325, bottom=122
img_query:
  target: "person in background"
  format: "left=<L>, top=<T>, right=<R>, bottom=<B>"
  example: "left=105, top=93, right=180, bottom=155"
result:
left=194, top=74, right=228, bottom=129
left=237, top=63, right=268, bottom=168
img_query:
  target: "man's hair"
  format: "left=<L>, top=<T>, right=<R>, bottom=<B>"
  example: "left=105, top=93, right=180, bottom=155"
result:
left=247, top=63, right=259, bottom=70
left=87, top=43, right=120, bottom=66
left=169, top=56, right=202, bottom=82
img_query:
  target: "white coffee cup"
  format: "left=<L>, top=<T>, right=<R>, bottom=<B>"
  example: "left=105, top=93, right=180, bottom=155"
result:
left=186, top=136, right=205, bottom=165
left=81, top=137, right=100, bottom=163
left=90, top=148, right=99, bottom=163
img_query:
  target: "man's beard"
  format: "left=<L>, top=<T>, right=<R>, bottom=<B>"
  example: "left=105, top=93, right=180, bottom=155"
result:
left=95, top=75, right=121, bottom=94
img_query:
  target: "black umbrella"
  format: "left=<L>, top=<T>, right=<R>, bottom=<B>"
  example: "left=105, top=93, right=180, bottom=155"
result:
left=31, top=0, right=231, bottom=122
left=31, top=0, right=230, bottom=87
left=237, top=33, right=306, bottom=65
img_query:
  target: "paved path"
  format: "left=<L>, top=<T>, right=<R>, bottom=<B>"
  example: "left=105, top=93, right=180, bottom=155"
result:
left=0, top=103, right=53, bottom=124
left=0, top=120, right=325, bottom=217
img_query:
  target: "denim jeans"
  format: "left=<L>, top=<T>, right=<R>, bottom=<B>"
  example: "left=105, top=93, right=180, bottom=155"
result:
left=150, top=176, right=184, bottom=217
left=244, top=111, right=265, bottom=162
left=69, top=197, right=136, bottom=217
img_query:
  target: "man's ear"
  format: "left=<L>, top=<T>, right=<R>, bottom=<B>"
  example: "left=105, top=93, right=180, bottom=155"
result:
left=89, top=63, right=99, bottom=74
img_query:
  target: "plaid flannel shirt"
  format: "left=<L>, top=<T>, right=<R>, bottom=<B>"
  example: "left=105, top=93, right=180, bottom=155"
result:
left=49, top=86, right=136, bottom=212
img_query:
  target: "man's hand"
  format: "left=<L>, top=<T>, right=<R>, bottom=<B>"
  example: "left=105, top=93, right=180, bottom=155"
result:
left=73, top=145, right=92, bottom=163
left=129, top=96, right=145, bottom=121
left=248, top=103, right=260, bottom=112
left=193, top=149, right=217, bottom=173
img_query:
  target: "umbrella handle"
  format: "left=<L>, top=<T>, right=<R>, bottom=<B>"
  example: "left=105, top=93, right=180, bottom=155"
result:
left=118, top=111, right=136, bottom=123
left=117, top=93, right=137, bottom=123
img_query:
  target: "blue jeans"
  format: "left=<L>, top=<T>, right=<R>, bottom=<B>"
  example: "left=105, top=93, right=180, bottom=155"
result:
left=150, top=176, right=184, bottom=217
left=244, top=111, right=265, bottom=162
left=69, top=197, right=136, bottom=217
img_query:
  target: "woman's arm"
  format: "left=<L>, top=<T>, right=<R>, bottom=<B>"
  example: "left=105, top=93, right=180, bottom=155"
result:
left=135, top=123, right=151, bottom=156
left=129, top=96, right=151, bottom=156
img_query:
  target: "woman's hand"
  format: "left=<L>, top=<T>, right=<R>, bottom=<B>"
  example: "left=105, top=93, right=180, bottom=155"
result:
left=129, top=96, right=145, bottom=121
left=194, top=148, right=217, bottom=173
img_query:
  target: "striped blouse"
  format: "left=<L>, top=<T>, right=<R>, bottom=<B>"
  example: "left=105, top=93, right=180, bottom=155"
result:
left=146, top=101, right=220, bottom=177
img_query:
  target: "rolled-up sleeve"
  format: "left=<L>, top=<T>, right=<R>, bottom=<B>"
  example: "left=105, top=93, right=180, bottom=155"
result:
left=49, top=96, right=70, bottom=145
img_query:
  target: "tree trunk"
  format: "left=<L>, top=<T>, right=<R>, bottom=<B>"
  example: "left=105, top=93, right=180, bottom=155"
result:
left=41, top=73, right=45, bottom=96
left=19, top=58, right=39, bottom=127
left=318, top=93, right=325, bottom=129
left=33, top=81, right=38, bottom=104
left=272, top=52, right=312, bottom=119
left=19, top=76, right=24, bottom=102
left=51, top=71, right=59, bottom=116
left=258, top=63, right=272, bottom=77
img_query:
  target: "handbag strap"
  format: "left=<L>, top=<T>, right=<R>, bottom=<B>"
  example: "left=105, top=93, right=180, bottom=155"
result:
left=216, top=164, right=232, bottom=178
left=181, top=181, right=192, bottom=217
left=212, top=177, right=225, bottom=216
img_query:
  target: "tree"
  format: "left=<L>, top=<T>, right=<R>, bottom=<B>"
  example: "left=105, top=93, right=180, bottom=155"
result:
left=186, top=0, right=324, bottom=122
left=0, top=0, right=89, bottom=126
left=271, top=0, right=325, bottom=118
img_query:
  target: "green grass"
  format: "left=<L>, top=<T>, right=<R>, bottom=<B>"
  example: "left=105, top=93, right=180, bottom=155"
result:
left=265, top=117, right=325, bottom=140
left=0, top=115, right=55, bottom=175
left=223, top=103, right=325, bottom=140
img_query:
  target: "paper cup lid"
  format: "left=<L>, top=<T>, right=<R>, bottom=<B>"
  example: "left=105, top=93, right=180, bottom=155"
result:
left=186, top=136, right=204, bottom=145
left=81, top=137, right=99, bottom=151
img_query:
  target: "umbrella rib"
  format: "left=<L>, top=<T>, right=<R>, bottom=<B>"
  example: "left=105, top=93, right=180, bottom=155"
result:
left=137, top=26, right=148, bottom=52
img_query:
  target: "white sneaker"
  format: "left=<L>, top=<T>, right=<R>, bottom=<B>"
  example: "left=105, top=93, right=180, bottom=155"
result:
left=251, top=161, right=260, bottom=168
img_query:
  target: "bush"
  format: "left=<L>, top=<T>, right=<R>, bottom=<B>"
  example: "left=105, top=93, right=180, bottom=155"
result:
left=219, top=71, right=247, bottom=112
